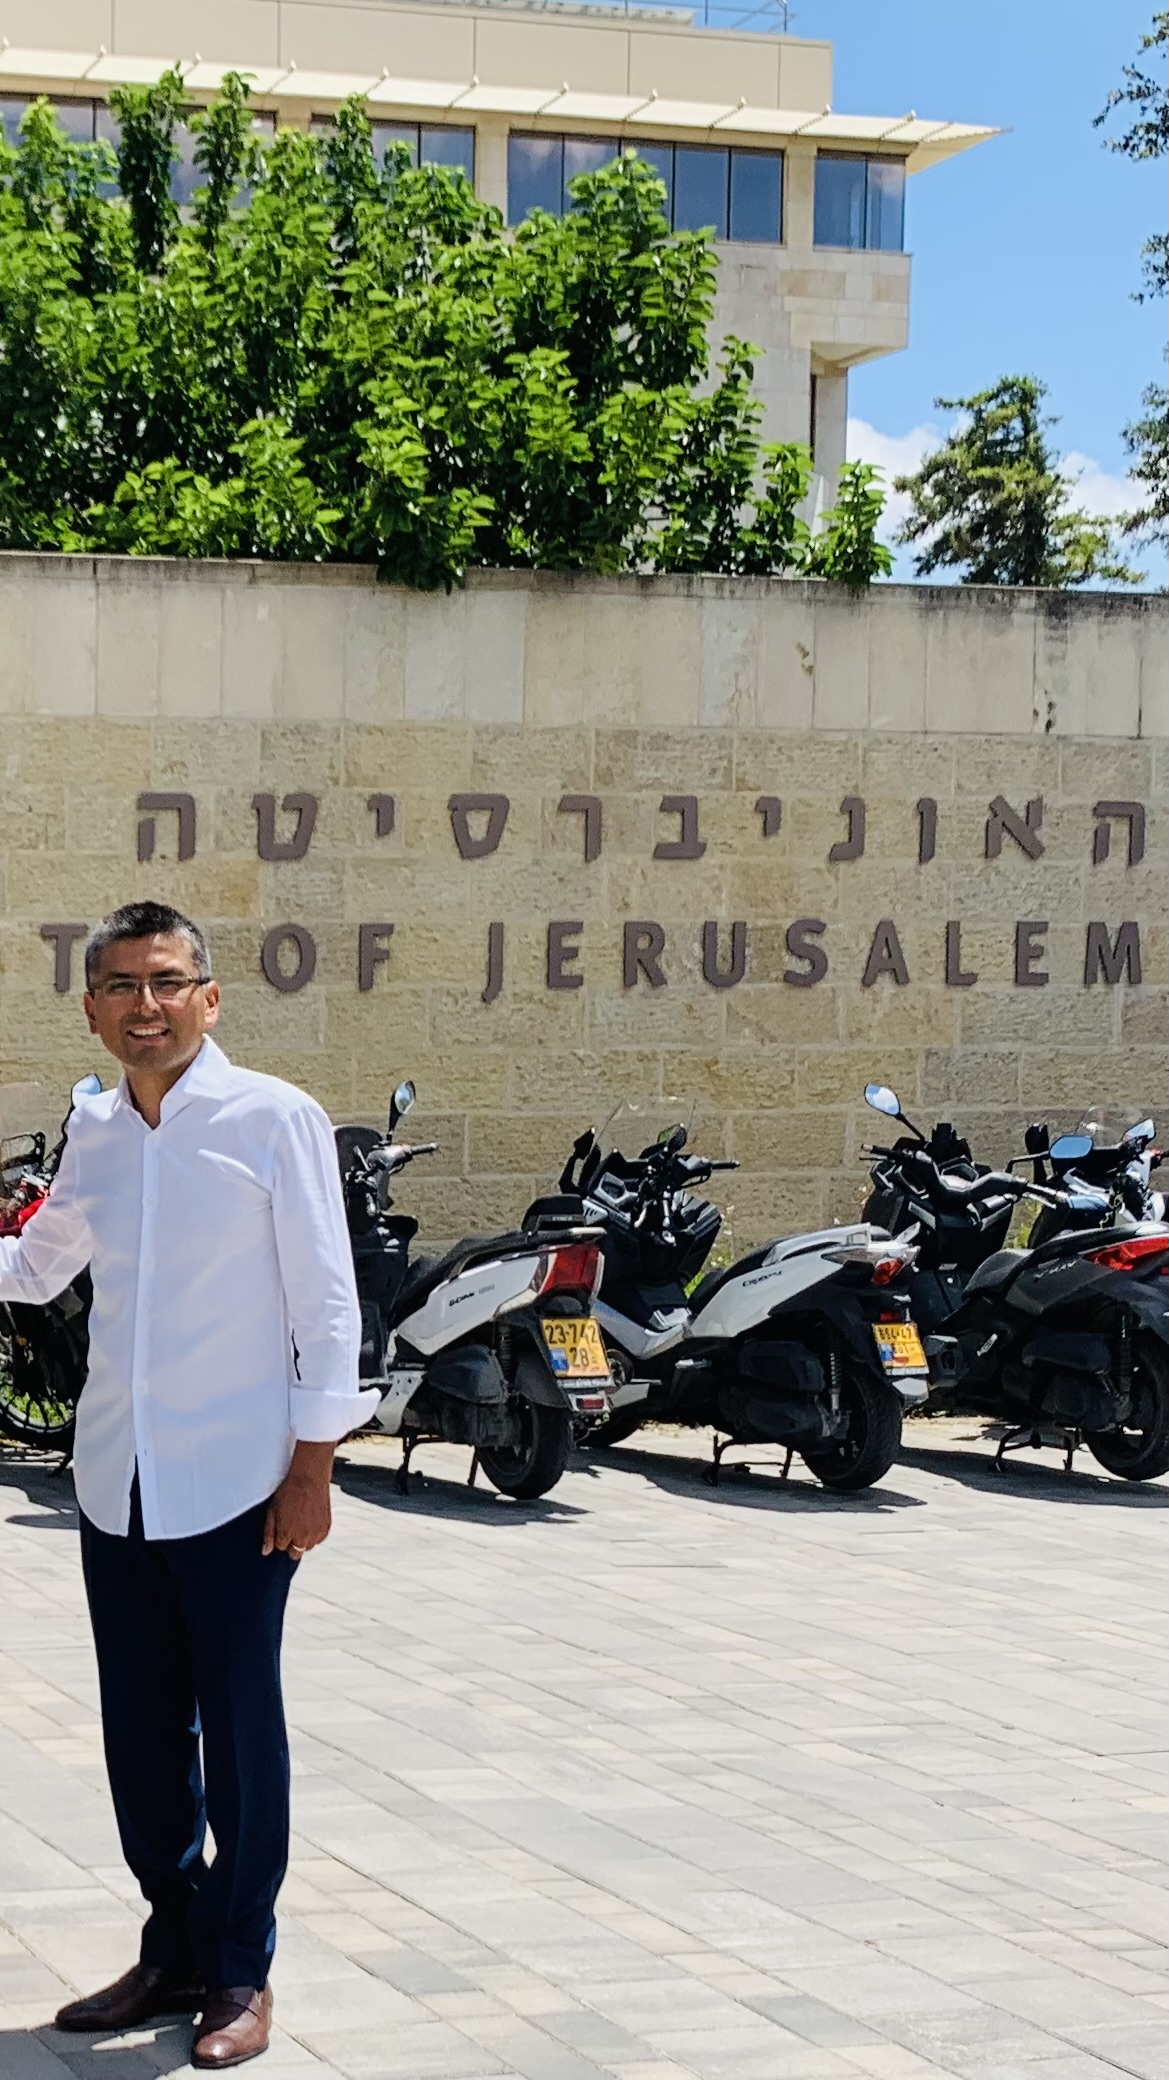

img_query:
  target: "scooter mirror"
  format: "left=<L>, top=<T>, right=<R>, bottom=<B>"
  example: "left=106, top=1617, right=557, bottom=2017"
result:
left=864, top=1084, right=901, bottom=1118
left=71, top=1073, right=102, bottom=1105
left=1024, top=1123, right=1049, bottom=1155
left=1049, top=1133, right=1093, bottom=1162
left=1123, top=1118, right=1155, bottom=1145
left=388, top=1079, right=416, bottom=1133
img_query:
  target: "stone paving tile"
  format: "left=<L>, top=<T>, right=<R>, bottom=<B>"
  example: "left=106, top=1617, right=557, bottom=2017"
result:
left=0, top=1424, right=1164, bottom=2080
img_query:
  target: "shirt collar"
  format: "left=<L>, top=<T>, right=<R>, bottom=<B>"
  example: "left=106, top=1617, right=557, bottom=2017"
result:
left=112, top=1037, right=236, bottom=1124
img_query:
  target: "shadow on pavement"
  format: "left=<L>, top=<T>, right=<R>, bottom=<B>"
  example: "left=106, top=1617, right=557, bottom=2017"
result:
left=900, top=1432, right=1169, bottom=1505
left=577, top=1439, right=925, bottom=1512
left=3, top=2020, right=193, bottom=2074
left=333, top=1448, right=590, bottom=1523
left=0, top=1444, right=78, bottom=1527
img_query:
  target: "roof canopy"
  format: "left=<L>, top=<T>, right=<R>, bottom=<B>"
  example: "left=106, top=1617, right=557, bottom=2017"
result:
left=0, top=45, right=995, bottom=171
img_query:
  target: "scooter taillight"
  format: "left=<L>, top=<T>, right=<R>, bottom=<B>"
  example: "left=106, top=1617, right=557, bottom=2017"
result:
left=537, top=1242, right=602, bottom=1299
left=0, top=1193, right=46, bottom=1237
left=872, top=1256, right=906, bottom=1285
left=1085, top=1234, right=1169, bottom=1273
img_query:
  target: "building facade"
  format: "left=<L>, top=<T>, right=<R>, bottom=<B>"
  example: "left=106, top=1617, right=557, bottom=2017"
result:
left=0, top=0, right=991, bottom=508
left=1, top=556, right=1164, bottom=1248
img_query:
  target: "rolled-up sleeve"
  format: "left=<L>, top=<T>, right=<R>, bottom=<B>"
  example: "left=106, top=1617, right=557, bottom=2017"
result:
left=0, top=1135, right=92, bottom=1304
left=268, top=1100, right=380, bottom=1440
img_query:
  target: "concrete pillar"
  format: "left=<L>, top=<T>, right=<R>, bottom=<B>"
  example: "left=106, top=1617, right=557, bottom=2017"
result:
left=476, top=115, right=508, bottom=216
left=812, top=368, right=847, bottom=513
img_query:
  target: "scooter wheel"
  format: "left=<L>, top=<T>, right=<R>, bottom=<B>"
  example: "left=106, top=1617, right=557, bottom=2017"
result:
left=478, top=1404, right=573, bottom=1501
left=801, top=1370, right=902, bottom=1492
left=1086, top=1337, right=1169, bottom=1481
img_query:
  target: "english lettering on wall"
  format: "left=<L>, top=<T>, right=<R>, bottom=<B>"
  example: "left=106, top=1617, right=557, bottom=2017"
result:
left=37, top=788, right=1150, bottom=997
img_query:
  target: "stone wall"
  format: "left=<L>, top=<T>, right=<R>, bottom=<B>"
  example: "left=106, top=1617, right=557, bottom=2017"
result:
left=0, top=556, right=1165, bottom=1247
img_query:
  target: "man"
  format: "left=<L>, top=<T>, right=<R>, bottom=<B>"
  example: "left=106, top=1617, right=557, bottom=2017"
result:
left=0, top=901, right=377, bottom=2068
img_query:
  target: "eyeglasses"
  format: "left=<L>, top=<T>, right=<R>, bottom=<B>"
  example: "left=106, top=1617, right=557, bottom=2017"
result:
left=94, top=975, right=210, bottom=1002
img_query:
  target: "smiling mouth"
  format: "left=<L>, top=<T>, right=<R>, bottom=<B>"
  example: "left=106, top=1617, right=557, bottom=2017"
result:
left=126, top=1026, right=170, bottom=1040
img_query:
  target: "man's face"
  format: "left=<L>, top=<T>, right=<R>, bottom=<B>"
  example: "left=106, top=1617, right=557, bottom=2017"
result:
left=85, top=932, right=221, bottom=1079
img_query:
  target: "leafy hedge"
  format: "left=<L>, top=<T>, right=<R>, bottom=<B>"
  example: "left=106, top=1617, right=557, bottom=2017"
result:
left=0, top=75, right=890, bottom=586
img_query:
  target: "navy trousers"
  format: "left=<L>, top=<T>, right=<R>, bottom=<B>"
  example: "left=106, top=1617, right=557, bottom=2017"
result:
left=78, top=1481, right=296, bottom=1992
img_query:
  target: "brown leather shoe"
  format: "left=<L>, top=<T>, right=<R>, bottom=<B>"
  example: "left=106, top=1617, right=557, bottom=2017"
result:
left=55, top=1961, right=204, bottom=2031
left=192, top=1984, right=273, bottom=2068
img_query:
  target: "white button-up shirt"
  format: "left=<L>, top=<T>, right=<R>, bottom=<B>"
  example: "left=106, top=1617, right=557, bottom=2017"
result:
left=0, top=1039, right=378, bottom=1539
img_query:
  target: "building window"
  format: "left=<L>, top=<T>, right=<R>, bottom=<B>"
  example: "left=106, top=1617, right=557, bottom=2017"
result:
left=814, top=152, right=905, bottom=251
left=508, top=132, right=783, bottom=243
left=311, top=114, right=474, bottom=183
left=0, top=95, right=276, bottom=203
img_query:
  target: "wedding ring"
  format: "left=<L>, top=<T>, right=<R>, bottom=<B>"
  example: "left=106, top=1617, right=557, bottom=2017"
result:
left=289, top=1544, right=306, bottom=1558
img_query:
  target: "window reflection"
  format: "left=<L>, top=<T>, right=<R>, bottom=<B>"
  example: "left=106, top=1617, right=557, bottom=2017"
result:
left=508, top=132, right=782, bottom=243
left=814, top=152, right=905, bottom=251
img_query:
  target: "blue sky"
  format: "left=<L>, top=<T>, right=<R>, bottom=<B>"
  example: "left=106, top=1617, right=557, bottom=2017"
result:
left=811, top=0, right=1166, bottom=581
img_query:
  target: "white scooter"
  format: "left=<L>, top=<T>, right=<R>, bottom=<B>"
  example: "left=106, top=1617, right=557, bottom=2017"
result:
left=337, top=1082, right=611, bottom=1500
left=559, top=1119, right=926, bottom=1491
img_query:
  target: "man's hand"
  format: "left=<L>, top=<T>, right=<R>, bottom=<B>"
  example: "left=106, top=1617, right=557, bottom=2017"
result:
left=263, top=1440, right=336, bottom=1559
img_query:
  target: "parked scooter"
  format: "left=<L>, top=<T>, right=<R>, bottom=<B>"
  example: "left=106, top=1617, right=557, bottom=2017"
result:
left=861, top=1083, right=1169, bottom=1478
left=336, top=1080, right=612, bottom=1500
left=0, top=1073, right=102, bottom=1455
left=558, top=1119, right=927, bottom=1491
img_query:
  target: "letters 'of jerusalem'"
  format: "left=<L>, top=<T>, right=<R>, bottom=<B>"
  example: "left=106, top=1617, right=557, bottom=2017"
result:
left=38, top=789, right=1147, bottom=1002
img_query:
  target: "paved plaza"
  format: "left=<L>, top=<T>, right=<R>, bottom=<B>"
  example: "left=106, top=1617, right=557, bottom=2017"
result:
left=0, top=1423, right=1164, bottom=2080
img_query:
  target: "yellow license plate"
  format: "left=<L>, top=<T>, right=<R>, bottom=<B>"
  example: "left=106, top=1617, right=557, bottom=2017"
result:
left=872, top=1321, right=928, bottom=1374
left=1005, top=1193, right=1045, bottom=1249
left=541, top=1317, right=610, bottom=1380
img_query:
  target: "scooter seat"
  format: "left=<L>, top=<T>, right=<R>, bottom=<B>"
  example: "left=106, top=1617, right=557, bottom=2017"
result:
left=389, top=1232, right=533, bottom=1324
left=687, top=1245, right=770, bottom=1317
left=965, top=1248, right=1026, bottom=1295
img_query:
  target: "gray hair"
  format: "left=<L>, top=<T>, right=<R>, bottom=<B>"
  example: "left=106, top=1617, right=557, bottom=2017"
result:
left=85, top=902, right=212, bottom=990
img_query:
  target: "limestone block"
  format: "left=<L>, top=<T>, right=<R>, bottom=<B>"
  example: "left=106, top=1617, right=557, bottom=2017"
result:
left=342, top=585, right=406, bottom=723
left=468, top=1114, right=582, bottom=1177
left=157, top=582, right=222, bottom=717
left=594, top=728, right=734, bottom=792
left=724, top=983, right=839, bottom=1046
left=724, top=1172, right=828, bottom=1236
left=925, top=593, right=1038, bottom=735
left=812, top=591, right=872, bottom=728
left=958, top=987, right=1116, bottom=1049
left=731, top=729, right=861, bottom=797
left=463, top=590, right=525, bottom=724
left=1120, top=991, right=1169, bottom=1046
left=728, top=1109, right=846, bottom=1170
left=1057, top=737, right=1155, bottom=802
left=1018, top=1047, right=1164, bottom=1109
left=843, top=987, right=958, bottom=1049
left=153, top=719, right=261, bottom=789
left=94, top=572, right=161, bottom=718
left=795, top=1044, right=920, bottom=1106
left=699, top=596, right=760, bottom=728
left=1139, top=608, right=1169, bottom=737
left=342, top=722, right=473, bottom=792
left=222, top=585, right=284, bottom=718
left=258, top=860, right=348, bottom=924
left=755, top=591, right=816, bottom=729
left=31, top=574, right=97, bottom=716
left=427, top=985, right=587, bottom=1050
left=658, top=1049, right=797, bottom=1109
left=258, top=721, right=345, bottom=791
left=867, top=595, right=929, bottom=732
left=403, top=590, right=467, bottom=721
left=587, top=990, right=723, bottom=1050
left=278, top=587, right=344, bottom=722
left=0, top=569, right=33, bottom=717
left=343, top=858, right=470, bottom=922
left=216, top=983, right=325, bottom=1057
left=471, top=725, right=591, bottom=793
left=371, top=1048, right=512, bottom=1112
left=724, top=864, right=837, bottom=924
left=511, top=1048, right=663, bottom=1111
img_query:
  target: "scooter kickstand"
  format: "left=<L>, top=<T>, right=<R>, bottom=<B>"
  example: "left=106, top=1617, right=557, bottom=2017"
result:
left=395, top=1436, right=424, bottom=1496
left=780, top=1447, right=794, bottom=1482
left=467, top=1452, right=480, bottom=1489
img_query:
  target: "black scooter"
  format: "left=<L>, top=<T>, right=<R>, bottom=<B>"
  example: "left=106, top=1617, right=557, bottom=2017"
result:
left=862, top=1083, right=1169, bottom=1478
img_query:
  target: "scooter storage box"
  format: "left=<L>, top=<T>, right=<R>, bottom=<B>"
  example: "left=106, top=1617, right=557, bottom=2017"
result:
left=739, top=1341, right=825, bottom=1396
left=427, top=1344, right=508, bottom=1405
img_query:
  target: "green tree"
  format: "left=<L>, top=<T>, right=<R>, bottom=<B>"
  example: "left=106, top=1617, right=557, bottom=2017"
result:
left=893, top=376, right=1140, bottom=587
left=1096, top=11, right=1168, bottom=549
left=1095, top=9, right=1167, bottom=302
left=0, top=84, right=891, bottom=586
